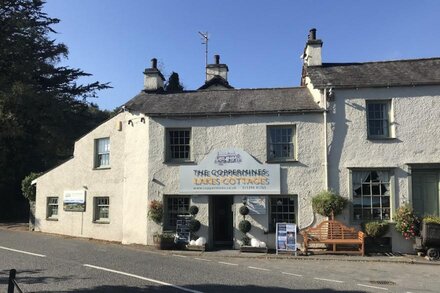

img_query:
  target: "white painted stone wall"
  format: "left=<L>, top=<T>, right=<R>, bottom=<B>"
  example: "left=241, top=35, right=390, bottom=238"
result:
left=326, top=85, right=440, bottom=252
left=146, top=114, right=325, bottom=248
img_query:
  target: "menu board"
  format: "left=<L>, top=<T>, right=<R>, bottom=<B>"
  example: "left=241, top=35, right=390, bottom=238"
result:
left=175, top=215, right=191, bottom=244
left=276, top=223, right=297, bottom=255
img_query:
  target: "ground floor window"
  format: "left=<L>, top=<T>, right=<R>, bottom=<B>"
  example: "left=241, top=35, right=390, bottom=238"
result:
left=94, top=197, right=110, bottom=222
left=46, top=197, right=59, bottom=219
left=269, top=196, right=296, bottom=232
left=165, top=196, right=190, bottom=230
left=352, top=170, right=391, bottom=221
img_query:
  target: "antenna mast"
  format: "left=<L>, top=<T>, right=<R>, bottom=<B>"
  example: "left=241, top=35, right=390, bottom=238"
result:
left=198, top=31, right=209, bottom=76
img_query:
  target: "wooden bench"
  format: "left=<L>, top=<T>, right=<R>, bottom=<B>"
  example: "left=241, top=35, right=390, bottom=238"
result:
left=301, top=220, right=365, bottom=256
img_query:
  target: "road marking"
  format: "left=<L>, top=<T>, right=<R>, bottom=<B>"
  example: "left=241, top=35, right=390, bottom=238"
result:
left=357, top=283, right=388, bottom=291
left=314, top=277, right=344, bottom=283
left=172, top=254, right=187, bottom=258
left=83, top=264, right=203, bottom=293
left=0, top=246, right=46, bottom=258
left=194, top=257, right=212, bottom=262
left=218, top=261, right=238, bottom=266
left=248, top=266, right=270, bottom=271
left=282, top=272, right=303, bottom=277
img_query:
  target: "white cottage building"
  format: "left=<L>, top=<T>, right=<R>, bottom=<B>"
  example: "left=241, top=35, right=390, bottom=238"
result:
left=34, top=29, right=440, bottom=252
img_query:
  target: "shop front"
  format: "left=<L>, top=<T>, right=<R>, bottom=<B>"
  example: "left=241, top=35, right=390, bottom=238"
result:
left=180, top=148, right=280, bottom=249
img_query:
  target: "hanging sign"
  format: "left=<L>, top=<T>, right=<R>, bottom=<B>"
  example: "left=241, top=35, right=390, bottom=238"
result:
left=180, top=148, right=280, bottom=194
left=63, top=190, right=86, bottom=212
left=276, top=223, right=297, bottom=255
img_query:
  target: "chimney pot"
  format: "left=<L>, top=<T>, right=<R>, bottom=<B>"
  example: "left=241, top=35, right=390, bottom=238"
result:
left=214, top=54, right=220, bottom=64
left=309, top=28, right=317, bottom=40
left=151, top=58, right=157, bottom=69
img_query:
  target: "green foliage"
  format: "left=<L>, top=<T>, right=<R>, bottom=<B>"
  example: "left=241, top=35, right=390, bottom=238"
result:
left=239, top=220, right=251, bottom=233
left=311, top=190, right=347, bottom=218
left=239, top=205, right=249, bottom=216
left=394, top=204, right=420, bottom=239
left=147, top=200, right=163, bottom=224
left=189, top=205, right=199, bottom=216
left=21, top=172, right=42, bottom=202
left=423, top=215, right=440, bottom=224
left=241, top=236, right=251, bottom=246
left=165, top=72, right=184, bottom=93
left=0, top=0, right=110, bottom=219
left=362, top=221, right=389, bottom=238
left=188, top=219, right=201, bottom=232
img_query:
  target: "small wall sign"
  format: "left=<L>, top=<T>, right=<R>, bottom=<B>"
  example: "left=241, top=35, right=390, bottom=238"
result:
left=247, top=196, right=267, bottom=215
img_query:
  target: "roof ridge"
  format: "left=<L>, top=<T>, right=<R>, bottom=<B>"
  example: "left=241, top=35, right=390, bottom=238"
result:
left=321, top=57, right=440, bottom=67
left=139, top=86, right=308, bottom=96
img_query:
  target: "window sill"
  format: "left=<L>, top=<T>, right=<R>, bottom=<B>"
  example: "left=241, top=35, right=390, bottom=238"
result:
left=163, top=161, right=196, bottom=166
left=367, top=137, right=396, bottom=141
left=266, top=159, right=298, bottom=164
left=93, top=166, right=111, bottom=170
left=46, top=218, right=58, bottom=221
left=93, top=220, right=110, bottom=224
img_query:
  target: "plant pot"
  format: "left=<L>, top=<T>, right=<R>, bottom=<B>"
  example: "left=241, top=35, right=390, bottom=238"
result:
left=153, top=235, right=175, bottom=250
left=422, top=222, right=440, bottom=247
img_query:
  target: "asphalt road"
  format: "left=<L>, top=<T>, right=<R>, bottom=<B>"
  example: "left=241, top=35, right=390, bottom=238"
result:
left=1, top=229, right=439, bottom=292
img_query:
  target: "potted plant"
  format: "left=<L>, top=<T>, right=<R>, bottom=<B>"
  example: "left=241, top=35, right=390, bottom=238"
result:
left=361, top=221, right=390, bottom=253
left=420, top=216, right=440, bottom=259
left=311, top=190, right=347, bottom=219
left=148, top=200, right=176, bottom=250
left=153, top=232, right=176, bottom=250
left=394, top=204, right=420, bottom=240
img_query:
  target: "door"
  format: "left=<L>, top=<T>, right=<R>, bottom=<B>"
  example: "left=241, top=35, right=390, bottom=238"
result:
left=412, top=171, right=440, bottom=217
left=212, top=196, right=233, bottom=247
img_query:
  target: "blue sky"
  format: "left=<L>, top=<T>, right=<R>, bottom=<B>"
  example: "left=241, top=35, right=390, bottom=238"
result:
left=44, top=0, right=440, bottom=110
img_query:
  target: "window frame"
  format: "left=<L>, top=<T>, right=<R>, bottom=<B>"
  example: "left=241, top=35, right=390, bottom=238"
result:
left=93, top=196, right=110, bottom=223
left=165, top=128, right=192, bottom=163
left=366, top=100, right=392, bottom=139
left=268, top=195, right=297, bottom=232
left=350, top=169, right=393, bottom=223
left=46, top=197, right=59, bottom=220
left=94, top=137, right=110, bottom=169
left=266, top=125, right=297, bottom=162
left=164, top=196, right=191, bottom=231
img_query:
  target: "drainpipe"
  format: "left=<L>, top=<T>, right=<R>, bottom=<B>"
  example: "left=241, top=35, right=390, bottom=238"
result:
left=323, top=88, right=329, bottom=191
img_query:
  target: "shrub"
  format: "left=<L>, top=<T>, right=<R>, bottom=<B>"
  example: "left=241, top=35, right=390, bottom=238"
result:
left=312, top=190, right=347, bottom=218
left=239, top=205, right=249, bottom=216
left=147, top=200, right=163, bottom=224
left=241, top=235, right=251, bottom=246
left=21, top=172, right=42, bottom=202
left=362, top=221, right=389, bottom=238
left=189, top=205, right=199, bottom=216
left=394, top=204, right=420, bottom=239
left=423, top=215, right=440, bottom=224
left=188, top=219, right=201, bottom=232
left=239, top=220, right=251, bottom=233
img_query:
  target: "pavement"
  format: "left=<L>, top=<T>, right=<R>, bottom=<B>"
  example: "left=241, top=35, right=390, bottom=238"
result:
left=1, top=221, right=438, bottom=266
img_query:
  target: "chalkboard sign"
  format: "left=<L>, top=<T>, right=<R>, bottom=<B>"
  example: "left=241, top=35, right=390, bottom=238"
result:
left=276, top=223, right=297, bottom=255
left=175, top=215, right=191, bottom=244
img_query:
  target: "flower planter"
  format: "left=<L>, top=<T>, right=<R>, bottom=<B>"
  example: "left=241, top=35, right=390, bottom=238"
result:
left=365, top=237, right=392, bottom=253
left=153, top=235, right=176, bottom=250
left=421, top=222, right=440, bottom=247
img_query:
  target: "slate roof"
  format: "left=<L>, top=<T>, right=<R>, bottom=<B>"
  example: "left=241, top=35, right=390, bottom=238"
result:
left=306, top=58, right=440, bottom=89
left=124, top=87, right=322, bottom=117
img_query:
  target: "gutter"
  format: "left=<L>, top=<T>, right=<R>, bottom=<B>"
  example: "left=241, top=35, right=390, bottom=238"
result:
left=323, top=88, right=329, bottom=191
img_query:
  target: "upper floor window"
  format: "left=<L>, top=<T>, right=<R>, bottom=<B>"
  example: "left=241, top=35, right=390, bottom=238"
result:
left=366, top=100, right=391, bottom=138
left=352, top=170, right=391, bottom=221
left=267, top=125, right=296, bottom=161
left=166, top=128, right=191, bottom=162
left=95, top=137, right=110, bottom=168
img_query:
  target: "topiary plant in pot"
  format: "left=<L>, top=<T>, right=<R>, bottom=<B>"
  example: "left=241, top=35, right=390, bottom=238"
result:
left=361, top=221, right=391, bottom=253
left=312, top=190, right=347, bottom=219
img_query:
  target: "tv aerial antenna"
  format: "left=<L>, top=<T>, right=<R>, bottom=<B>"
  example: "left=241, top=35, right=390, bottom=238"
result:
left=198, top=31, right=209, bottom=70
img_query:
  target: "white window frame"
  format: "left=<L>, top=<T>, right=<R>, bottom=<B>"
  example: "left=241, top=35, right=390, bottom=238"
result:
left=269, top=195, right=297, bottom=232
left=267, top=125, right=297, bottom=162
left=165, top=128, right=192, bottom=163
left=46, top=197, right=59, bottom=220
left=94, top=197, right=110, bottom=223
left=366, top=100, right=392, bottom=139
left=350, top=169, right=393, bottom=222
left=94, top=137, right=110, bottom=168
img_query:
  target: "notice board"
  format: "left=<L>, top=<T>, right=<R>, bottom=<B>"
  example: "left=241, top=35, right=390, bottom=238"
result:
left=276, top=223, right=297, bottom=255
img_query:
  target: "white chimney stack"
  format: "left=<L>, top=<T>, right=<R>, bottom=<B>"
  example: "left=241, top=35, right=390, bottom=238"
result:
left=143, top=58, right=165, bottom=91
left=206, top=54, right=229, bottom=81
left=303, top=28, right=323, bottom=67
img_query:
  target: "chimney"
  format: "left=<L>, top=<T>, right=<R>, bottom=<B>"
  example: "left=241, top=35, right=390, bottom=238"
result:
left=206, top=54, right=229, bottom=81
left=303, top=28, right=323, bottom=66
left=143, top=58, right=165, bottom=91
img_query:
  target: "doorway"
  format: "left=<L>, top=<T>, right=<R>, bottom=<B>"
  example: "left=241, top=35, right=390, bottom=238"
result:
left=412, top=171, right=440, bottom=217
left=211, top=196, right=233, bottom=248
